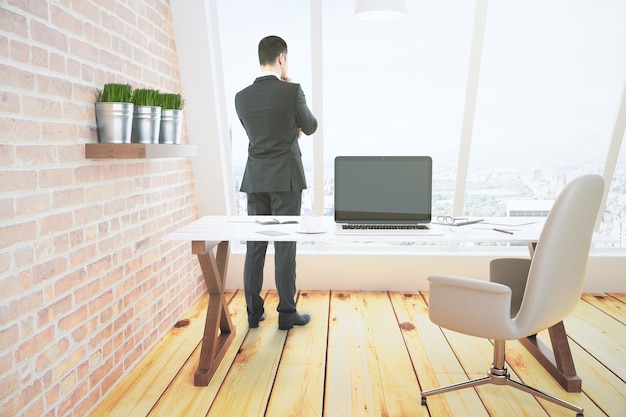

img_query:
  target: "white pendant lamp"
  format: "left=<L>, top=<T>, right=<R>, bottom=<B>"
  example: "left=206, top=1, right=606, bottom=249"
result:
left=354, top=0, right=408, bottom=21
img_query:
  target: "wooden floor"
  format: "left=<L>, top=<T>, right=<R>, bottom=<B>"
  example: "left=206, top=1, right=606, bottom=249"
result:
left=90, top=291, right=625, bottom=417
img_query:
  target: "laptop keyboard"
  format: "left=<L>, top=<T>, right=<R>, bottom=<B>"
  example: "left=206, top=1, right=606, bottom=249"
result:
left=340, top=224, right=429, bottom=230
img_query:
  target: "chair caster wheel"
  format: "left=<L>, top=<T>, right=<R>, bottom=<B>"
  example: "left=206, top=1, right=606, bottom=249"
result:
left=576, top=414, right=584, bottom=417
left=421, top=397, right=427, bottom=406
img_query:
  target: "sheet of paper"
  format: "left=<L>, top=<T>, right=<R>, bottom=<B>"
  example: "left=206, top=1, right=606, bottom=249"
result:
left=255, top=230, right=290, bottom=236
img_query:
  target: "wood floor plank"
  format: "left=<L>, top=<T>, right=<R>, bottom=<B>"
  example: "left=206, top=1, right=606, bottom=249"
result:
left=609, top=293, right=626, bottom=304
left=327, top=291, right=370, bottom=348
left=147, top=290, right=249, bottom=417
left=565, top=301, right=626, bottom=382
left=572, top=298, right=625, bottom=338
left=325, top=291, right=385, bottom=417
left=89, top=292, right=214, bottom=417
left=537, top=331, right=623, bottom=417
left=325, top=291, right=422, bottom=417
left=325, top=345, right=378, bottom=417
left=206, top=291, right=286, bottom=417
left=582, top=293, right=626, bottom=325
left=389, top=292, right=489, bottom=417
left=89, top=293, right=625, bottom=417
left=265, top=291, right=330, bottom=417
left=364, top=292, right=422, bottom=417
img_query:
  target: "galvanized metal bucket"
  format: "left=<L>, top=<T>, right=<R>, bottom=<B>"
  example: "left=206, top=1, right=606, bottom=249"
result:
left=131, top=105, right=161, bottom=144
left=159, top=109, right=183, bottom=144
left=95, top=102, right=133, bottom=143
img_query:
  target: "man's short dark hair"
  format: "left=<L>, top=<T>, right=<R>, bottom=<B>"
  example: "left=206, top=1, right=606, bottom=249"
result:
left=258, top=36, right=288, bottom=66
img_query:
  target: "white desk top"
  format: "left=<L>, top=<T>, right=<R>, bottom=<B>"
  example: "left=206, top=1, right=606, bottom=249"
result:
left=166, top=216, right=546, bottom=244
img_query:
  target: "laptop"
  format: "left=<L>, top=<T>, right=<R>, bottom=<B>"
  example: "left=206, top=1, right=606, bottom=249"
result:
left=334, top=156, right=441, bottom=236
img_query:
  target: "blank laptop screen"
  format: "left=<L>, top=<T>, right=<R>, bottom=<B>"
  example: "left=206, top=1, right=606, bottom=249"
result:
left=334, top=156, right=433, bottom=224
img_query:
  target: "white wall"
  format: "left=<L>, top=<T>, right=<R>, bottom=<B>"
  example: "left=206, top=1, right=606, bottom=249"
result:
left=225, top=251, right=626, bottom=293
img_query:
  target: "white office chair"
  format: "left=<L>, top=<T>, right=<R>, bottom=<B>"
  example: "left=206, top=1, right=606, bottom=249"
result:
left=421, top=174, right=605, bottom=417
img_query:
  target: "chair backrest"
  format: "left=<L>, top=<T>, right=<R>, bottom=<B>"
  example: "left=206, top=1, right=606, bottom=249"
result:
left=515, top=174, right=604, bottom=336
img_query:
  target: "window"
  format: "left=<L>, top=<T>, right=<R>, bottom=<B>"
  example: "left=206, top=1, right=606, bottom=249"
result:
left=216, top=0, right=312, bottom=215
left=465, top=0, right=626, bottom=248
left=321, top=0, right=475, bottom=218
left=216, top=0, right=626, bottom=248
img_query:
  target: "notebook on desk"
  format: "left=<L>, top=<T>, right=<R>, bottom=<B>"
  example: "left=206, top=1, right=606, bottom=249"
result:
left=334, top=156, right=441, bottom=236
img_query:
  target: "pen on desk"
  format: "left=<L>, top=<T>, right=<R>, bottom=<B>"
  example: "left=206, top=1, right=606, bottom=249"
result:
left=493, top=228, right=514, bottom=235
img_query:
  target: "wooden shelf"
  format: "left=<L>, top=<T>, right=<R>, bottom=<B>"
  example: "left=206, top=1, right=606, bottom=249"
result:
left=85, top=143, right=196, bottom=159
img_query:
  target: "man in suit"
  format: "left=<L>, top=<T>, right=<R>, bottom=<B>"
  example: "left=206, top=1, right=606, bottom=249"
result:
left=235, top=35, right=318, bottom=330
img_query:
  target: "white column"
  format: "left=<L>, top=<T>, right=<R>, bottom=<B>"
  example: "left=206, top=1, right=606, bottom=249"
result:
left=452, top=0, right=488, bottom=216
left=311, top=0, right=325, bottom=216
left=171, top=0, right=235, bottom=215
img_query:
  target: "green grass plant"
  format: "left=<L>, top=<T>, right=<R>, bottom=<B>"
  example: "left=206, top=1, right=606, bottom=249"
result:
left=132, top=88, right=160, bottom=106
left=157, top=93, right=185, bottom=110
left=96, top=83, right=133, bottom=102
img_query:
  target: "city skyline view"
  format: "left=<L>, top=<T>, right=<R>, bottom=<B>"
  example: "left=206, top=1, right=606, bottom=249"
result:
left=231, top=158, right=625, bottom=248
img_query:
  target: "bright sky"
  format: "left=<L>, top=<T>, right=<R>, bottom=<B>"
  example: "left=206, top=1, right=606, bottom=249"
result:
left=217, top=0, right=626, bottom=169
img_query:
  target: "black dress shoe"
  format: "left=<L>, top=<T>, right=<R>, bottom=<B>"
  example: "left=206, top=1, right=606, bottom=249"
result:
left=248, top=312, right=266, bottom=328
left=278, top=313, right=311, bottom=330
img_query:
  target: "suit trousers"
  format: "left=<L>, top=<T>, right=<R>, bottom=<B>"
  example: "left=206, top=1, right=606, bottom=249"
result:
left=244, top=191, right=302, bottom=319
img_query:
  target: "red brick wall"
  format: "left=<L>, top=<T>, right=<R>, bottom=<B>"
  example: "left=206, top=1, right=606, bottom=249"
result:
left=0, top=1, right=204, bottom=416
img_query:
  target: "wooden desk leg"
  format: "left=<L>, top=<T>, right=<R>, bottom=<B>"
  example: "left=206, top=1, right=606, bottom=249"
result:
left=519, top=323, right=581, bottom=392
left=519, top=242, right=582, bottom=392
left=191, top=240, right=236, bottom=386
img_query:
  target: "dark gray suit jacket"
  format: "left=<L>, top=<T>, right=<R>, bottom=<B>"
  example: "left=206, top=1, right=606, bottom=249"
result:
left=235, top=75, right=318, bottom=193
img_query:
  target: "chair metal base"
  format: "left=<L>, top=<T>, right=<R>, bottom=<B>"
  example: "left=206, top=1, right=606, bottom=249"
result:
left=420, top=340, right=584, bottom=416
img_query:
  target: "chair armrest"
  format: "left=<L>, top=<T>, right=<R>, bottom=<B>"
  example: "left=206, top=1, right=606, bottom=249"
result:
left=427, top=275, right=518, bottom=340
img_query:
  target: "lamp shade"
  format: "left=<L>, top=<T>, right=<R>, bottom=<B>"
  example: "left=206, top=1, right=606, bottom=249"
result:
left=354, top=0, right=408, bottom=21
